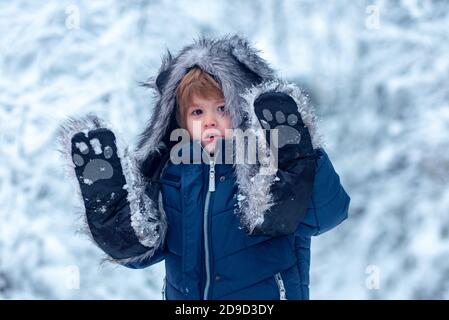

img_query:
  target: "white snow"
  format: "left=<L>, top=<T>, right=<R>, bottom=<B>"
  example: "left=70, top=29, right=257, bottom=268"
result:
left=237, top=194, right=247, bottom=201
left=98, top=206, right=107, bottom=214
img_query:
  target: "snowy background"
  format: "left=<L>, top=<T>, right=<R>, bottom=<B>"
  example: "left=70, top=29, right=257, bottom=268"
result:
left=1, top=0, right=448, bottom=299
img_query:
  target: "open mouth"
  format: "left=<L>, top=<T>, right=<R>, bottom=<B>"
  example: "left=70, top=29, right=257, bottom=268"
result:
left=203, top=134, right=224, bottom=142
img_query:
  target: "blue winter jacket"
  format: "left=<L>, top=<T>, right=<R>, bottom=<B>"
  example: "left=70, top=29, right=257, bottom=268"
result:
left=124, top=145, right=350, bottom=300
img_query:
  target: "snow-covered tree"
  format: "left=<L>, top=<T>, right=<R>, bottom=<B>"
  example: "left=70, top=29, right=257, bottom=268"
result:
left=0, top=0, right=447, bottom=299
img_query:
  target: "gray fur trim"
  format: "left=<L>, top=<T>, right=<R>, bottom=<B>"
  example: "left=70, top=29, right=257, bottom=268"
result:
left=232, top=134, right=277, bottom=233
left=57, top=114, right=167, bottom=262
left=120, top=142, right=167, bottom=249
left=105, top=243, right=160, bottom=266
left=57, top=114, right=109, bottom=243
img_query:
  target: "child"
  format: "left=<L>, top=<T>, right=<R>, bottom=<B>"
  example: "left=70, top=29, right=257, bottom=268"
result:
left=59, top=35, right=350, bottom=300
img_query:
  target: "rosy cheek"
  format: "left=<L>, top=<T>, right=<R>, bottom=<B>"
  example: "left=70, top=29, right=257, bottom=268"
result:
left=225, top=116, right=231, bottom=128
left=187, top=120, right=203, bottom=140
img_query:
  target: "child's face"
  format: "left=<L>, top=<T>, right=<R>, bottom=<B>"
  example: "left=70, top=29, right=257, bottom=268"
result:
left=184, top=94, right=232, bottom=154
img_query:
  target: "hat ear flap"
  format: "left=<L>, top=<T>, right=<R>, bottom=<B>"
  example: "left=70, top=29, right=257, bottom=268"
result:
left=142, top=49, right=174, bottom=94
left=155, top=68, right=171, bottom=94
left=229, top=36, right=275, bottom=82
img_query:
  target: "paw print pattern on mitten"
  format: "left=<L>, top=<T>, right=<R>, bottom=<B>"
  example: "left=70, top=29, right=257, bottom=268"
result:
left=258, top=109, right=302, bottom=149
left=70, top=128, right=126, bottom=191
left=72, top=138, right=114, bottom=185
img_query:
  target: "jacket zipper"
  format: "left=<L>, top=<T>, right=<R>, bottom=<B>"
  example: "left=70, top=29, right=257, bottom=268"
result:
left=203, top=158, right=215, bottom=300
left=274, top=272, right=287, bottom=300
left=162, top=276, right=166, bottom=300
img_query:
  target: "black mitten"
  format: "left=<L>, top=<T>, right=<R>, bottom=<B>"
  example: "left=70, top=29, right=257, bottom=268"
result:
left=70, top=128, right=152, bottom=260
left=71, top=128, right=126, bottom=208
left=250, top=92, right=317, bottom=236
left=254, top=91, right=316, bottom=169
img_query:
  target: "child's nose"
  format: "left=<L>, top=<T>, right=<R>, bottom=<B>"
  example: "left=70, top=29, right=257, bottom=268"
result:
left=204, top=116, right=216, bottom=128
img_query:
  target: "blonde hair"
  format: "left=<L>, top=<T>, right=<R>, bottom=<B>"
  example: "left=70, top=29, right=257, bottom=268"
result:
left=175, top=67, right=224, bottom=128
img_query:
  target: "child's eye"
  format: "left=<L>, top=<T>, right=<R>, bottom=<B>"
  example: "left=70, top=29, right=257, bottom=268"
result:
left=191, top=109, right=203, bottom=116
left=217, top=106, right=226, bottom=113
